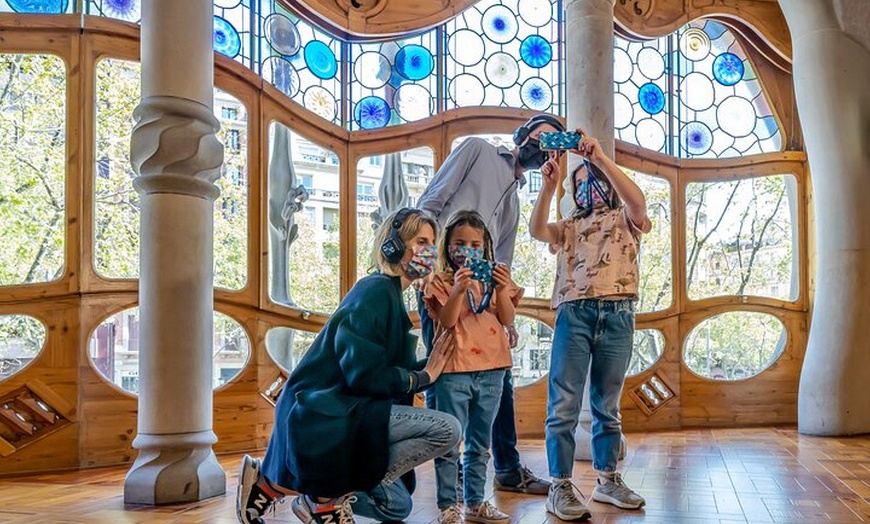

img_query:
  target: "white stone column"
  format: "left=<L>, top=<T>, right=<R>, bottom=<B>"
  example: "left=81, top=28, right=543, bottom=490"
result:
left=562, top=0, right=627, bottom=462
left=778, top=0, right=870, bottom=436
left=124, top=0, right=227, bottom=504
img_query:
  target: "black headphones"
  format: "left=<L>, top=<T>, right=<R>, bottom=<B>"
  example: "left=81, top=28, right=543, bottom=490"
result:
left=512, top=114, right=565, bottom=145
left=380, top=207, right=422, bottom=264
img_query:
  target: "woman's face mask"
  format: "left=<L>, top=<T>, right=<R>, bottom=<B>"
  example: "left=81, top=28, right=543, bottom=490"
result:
left=404, top=244, right=437, bottom=279
left=448, top=245, right=484, bottom=268
left=517, top=138, right=547, bottom=170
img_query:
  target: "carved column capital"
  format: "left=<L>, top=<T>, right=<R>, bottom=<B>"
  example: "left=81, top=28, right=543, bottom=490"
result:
left=131, top=96, right=223, bottom=200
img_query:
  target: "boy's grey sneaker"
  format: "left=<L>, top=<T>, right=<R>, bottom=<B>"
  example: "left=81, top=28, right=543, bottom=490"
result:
left=493, top=465, right=551, bottom=495
left=438, top=505, right=463, bottom=524
left=591, top=472, right=645, bottom=509
left=465, top=501, right=510, bottom=524
left=545, top=479, right=592, bottom=522
left=236, top=455, right=281, bottom=524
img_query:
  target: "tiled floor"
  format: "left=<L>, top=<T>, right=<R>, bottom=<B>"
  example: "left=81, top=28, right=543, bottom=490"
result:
left=0, top=427, right=869, bottom=523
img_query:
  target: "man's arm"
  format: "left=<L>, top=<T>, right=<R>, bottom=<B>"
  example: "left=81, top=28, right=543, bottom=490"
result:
left=417, top=138, right=484, bottom=219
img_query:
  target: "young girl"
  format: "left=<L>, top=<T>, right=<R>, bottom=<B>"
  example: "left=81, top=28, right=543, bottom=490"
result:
left=236, top=208, right=461, bottom=524
left=530, top=131, right=651, bottom=521
left=423, top=210, right=522, bottom=524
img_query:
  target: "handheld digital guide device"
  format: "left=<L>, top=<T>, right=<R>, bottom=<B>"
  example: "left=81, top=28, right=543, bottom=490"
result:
left=539, top=130, right=583, bottom=151
left=464, top=257, right=496, bottom=285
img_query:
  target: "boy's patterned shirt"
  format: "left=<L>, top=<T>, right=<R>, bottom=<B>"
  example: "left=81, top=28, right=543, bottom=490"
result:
left=551, top=206, right=644, bottom=309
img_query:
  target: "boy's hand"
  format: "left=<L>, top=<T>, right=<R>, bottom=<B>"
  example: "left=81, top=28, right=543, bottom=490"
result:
left=570, top=128, right=607, bottom=164
left=451, top=267, right=472, bottom=294
left=540, top=152, right=560, bottom=191
left=492, top=263, right=513, bottom=290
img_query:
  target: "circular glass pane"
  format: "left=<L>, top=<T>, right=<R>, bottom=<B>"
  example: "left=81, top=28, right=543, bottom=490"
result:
left=265, top=327, right=318, bottom=373
left=712, top=52, right=744, bottom=86
left=684, top=312, right=786, bottom=380
left=481, top=4, right=519, bottom=44
left=614, top=92, right=633, bottom=130
left=395, top=84, right=433, bottom=122
left=680, top=72, right=715, bottom=112
left=635, top=118, right=666, bottom=152
left=99, top=0, right=139, bottom=21
left=262, top=56, right=300, bottom=98
left=304, top=86, right=337, bottom=122
left=449, top=74, right=485, bottom=106
left=626, top=329, right=665, bottom=376
left=518, top=0, right=551, bottom=27
left=394, top=45, right=434, bottom=81
left=520, top=77, right=552, bottom=110
left=717, top=96, right=757, bottom=137
left=680, top=27, right=711, bottom=61
left=354, top=51, right=390, bottom=90
left=448, top=29, right=485, bottom=67
left=7, top=0, right=67, bottom=13
left=613, top=47, right=633, bottom=84
left=0, top=315, right=45, bottom=380
left=485, top=52, right=520, bottom=88
left=520, top=35, right=552, bottom=68
left=304, top=40, right=338, bottom=80
left=511, top=315, right=553, bottom=387
left=88, top=308, right=251, bottom=394
left=354, top=96, right=391, bottom=129
left=264, top=14, right=301, bottom=56
left=214, top=0, right=241, bottom=7
left=638, top=82, right=665, bottom=115
left=680, top=121, right=713, bottom=155
left=637, top=47, right=665, bottom=80
left=213, top=16, right=242, bottom=59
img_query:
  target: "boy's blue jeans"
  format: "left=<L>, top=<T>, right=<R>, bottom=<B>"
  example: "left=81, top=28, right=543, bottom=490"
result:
left=418, top=292, right=522, bottom=475
left=433, top=370, right=505, bottom=509
left=545, top=298, right=635, bottom=477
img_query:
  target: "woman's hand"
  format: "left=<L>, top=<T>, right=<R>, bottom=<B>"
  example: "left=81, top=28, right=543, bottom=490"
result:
left=540, top=152, right=560, bottom=191
left=423, top=330, right=457, bottom=383
left=451, top=267, right=473, bottom=295
left=492, top=263, right=513, bottom=291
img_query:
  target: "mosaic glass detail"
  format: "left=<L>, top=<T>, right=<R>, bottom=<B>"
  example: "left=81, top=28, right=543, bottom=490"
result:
left=354, top=96, right=391, bottom=130
left=615, top=19, right=783, bottom=158
left=349, top=30, right=438, bottom=129
left=88, top=0, right=139, bottom=21
left=261, top=56, right=299, bottom=98
left=4, top=0, right=67, bottom=13
left=446, top=0, right=560, bottom=113
left=263, top=13, right=301, bottom=56
left=213, top=16, right=242, bottom=58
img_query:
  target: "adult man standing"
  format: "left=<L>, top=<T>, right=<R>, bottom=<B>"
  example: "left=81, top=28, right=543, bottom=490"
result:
left=416, top=114, right=563, bottom=495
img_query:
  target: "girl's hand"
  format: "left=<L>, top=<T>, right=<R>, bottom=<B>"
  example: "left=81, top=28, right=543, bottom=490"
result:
left=424, top=330, right=457, bottom=383
left=492, top=263, right=513, bottom=290
left=540, top=152, right=560, bottom=191
left=569, top=128, right=606, bottom=164
left=451, top=267, right=472, bottom=294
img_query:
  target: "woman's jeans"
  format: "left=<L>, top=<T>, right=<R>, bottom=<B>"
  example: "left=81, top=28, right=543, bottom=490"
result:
left=433, top=370, right=505, bottom=509
left=545, top=299, right=635, bottom=477
left=353, top=405, right=460, bottom=521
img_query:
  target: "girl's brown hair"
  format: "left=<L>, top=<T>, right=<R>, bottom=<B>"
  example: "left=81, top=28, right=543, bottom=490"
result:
left=436, top=210, right=495, bottom=273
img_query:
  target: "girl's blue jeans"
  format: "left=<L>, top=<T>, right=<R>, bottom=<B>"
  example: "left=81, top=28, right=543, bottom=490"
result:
left=433, top=369, right=505, bottom=509
left=545, top=298, right=635, bottom=477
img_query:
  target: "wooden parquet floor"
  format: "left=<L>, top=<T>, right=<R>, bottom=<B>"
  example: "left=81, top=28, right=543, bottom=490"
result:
left=1, top=427, right=869, bottom=523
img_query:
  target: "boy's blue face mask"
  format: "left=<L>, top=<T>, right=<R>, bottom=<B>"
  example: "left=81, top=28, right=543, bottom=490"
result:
left=572, top=161, right=613, bottom=215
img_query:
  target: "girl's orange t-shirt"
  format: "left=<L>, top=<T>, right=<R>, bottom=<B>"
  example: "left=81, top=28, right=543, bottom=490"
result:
left=423, top=271, right=522, bottom=374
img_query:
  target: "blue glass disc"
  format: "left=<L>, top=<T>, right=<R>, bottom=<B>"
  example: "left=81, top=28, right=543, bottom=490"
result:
left=638, top=83, right=665, bottom=115
left=304, top=41, right=338, bottom=80
left=101, top=0, right=138, bottom=21
left=482, top=4, right=518, bottom=44
left=520, top=77, right=552, bottom=110
left=712, top=52, right=744, bottom=86
left=6, top=0, right=67, bottom=13
left=213, top=16, right=241, bottom=59
left=520, top=35, right=552, bottom=68
left=394, top=45, right=434, bottom=81
left=354, top=96, right=391, bottom=130
left=680, top=121, right=713, bottom=155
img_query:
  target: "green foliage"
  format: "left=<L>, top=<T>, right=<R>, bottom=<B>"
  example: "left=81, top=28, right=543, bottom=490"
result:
left=625, top=170, right=673, bottom=313
left=0, top=315, right=45, bottom=379
left=0, top=54, right=66, bottom=285
left=684, top=312, right=785, bottom=380
left=288, top=217, right=340, bottom=312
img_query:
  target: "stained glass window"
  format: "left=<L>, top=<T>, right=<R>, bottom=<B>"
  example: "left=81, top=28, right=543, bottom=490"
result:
left=615, top=20, right=782, bottom=158
left=350, top=33, right=439, bottom=130
left=445, top=0, right=561, bottom=113
left=1, top=0, right=72, bottom=13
